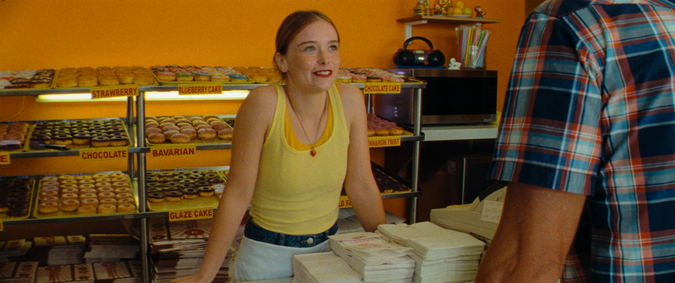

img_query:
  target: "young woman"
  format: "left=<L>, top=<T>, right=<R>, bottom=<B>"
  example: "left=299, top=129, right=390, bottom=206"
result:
left=172, top=10, right=386, bottom=282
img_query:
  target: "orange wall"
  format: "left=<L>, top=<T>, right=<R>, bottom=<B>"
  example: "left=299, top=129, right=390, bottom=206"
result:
left=0, top=0, right=525, bottom=219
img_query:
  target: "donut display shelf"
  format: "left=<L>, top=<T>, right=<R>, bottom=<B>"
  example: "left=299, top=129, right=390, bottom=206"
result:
left=145, top=168, right=226, bottom=212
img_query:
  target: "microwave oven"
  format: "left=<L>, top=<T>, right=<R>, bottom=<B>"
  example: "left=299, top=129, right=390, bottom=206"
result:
left=374, top=69, right=498, bottom=125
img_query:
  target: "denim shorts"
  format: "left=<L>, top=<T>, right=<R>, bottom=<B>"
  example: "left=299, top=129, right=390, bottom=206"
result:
left=244, top=218, right=338, bottom=248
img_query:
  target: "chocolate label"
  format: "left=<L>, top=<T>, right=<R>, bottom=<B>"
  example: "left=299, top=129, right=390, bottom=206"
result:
left=363, top=83, right=401, bottom=93
left=91, top=85, right=139, bottom=99
left=178, top=83, right=223, bottom=95
left=80, top=148, right=128, bottom=161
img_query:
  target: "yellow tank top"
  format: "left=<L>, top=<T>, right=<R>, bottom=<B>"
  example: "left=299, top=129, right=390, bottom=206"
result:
left=249, top=83, right=350, bottom=235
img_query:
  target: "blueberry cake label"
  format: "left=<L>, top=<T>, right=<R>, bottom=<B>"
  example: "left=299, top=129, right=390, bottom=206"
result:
left=80, top=147, right=128, bottom=161
left=363, top=83, right=401, bottom=94
left=178, top=83, right=222, bottom=95
left=169, top=208, right=213, bottom=222
left=0, top=152, right=9, bottom=165
left=150, top=145, right=196, bottom=157
left=91, top=85, right=139, bottom=99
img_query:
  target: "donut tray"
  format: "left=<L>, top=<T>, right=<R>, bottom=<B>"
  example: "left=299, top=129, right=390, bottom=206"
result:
left=24, top=118, right=133, bottom=152
left=32, top=171, right=139, bottom=219
left=51, top=67, right=159, bottom=89
left=144, top=115, right=234, bottom=146
left=0, top=177, right=35, bottom=220
left=144, top=168, right=226, bottom=212
left=149, top=66, right=255, bottom=85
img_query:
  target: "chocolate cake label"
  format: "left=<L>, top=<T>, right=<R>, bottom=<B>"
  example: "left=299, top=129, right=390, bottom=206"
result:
left=363, top=83, right=401, bottom=93
left=0, top=152, right=9, bottom=165
left=178, top=83, right=222, bottom=95
left=150, top=145, right=196, bottom=157
left=80, top=147, right=128, bottom=161
left=168, top=208, right=213, bottom=221
left=90, top=85, right=139, bottom=99
left=368, top=136, right=401, bottom=147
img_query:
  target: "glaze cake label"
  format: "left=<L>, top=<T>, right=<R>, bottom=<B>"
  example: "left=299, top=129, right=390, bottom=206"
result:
left=169, top=208, right=214, bottom=222
left=368, top=136, right=401, bottom=147
left=91, top=85, right=139, bottom=99
left=150, top=145, right=196, bottom=157
left=80, top=147, right=128, bottom=161
left=363, top=83, right=401, bottom=94
left=178, top=83, right=223, bottom=95
left=0, top=152, right=9, bottom=165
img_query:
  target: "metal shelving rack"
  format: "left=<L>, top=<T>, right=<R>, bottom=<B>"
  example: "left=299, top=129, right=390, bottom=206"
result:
left=0, top=79, right=426, bottom=282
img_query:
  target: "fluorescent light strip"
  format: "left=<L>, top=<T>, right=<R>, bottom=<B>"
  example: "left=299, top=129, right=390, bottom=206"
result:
left=36, top=90, right=250, bottom=102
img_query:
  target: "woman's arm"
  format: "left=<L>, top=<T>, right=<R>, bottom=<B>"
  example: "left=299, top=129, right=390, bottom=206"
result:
left=171, top=86, right=277, bottom=283
left=339, top=83, right=386, bottom=232
left=473, top=182, right=587, bottom=283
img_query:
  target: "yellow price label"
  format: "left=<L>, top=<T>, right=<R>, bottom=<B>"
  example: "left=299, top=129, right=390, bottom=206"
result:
left=178, top=83, right=223, bottom=95
left=368, top=136, right=402, bottom=148
left=0, top=220, right=3, bottom=231
left=363, top=83, right=401, bottom=94
left=91, top=85, right=139, bottom=99
left=339, top=195, right=352, bottom=208
left=169, top=208, right=214, bottom=222
left=150, top=145, right=196, bottom=158
left=0, top=152, right=9, bottom=165
left=80, top=148, right=128, bottom=161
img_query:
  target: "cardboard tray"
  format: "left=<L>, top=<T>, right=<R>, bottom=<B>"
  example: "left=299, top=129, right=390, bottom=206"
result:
left=144, top=115, right=234, bottom=146
left=0, top=177, right=35, bottom=220
left=51, top=67, right=159, bottom=89
left=150, top=69, right=254, bottom=85
left=24, top=118, right=132, bottom=152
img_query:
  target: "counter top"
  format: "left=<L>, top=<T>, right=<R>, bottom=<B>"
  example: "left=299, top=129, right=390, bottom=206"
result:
left=422, top=123, right=499, bottom=141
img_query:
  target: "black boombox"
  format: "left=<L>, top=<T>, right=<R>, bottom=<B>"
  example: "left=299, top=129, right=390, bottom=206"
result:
left=393, top=36, right=446, bottom=67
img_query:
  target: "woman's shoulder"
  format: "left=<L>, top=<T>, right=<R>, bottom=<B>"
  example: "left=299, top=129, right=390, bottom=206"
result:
left=242, top=84, right=278, bottom=109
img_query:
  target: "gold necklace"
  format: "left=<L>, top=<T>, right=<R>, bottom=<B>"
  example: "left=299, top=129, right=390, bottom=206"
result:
left=287, top=93, right=328, bottom=157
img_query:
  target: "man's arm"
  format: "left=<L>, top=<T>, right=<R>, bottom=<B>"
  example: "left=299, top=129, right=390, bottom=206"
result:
left=474, top=182, right=587, bottom=283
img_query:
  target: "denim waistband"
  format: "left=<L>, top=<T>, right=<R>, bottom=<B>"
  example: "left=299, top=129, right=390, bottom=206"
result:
left=244, top=218, right=338, bottom=248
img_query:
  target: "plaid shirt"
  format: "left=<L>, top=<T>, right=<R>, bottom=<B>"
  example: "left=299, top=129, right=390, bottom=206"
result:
left=490, top=0, right=675, bottom=281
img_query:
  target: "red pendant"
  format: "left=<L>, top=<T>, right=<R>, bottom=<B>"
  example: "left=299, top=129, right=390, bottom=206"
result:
left=310, top=149, right=317, bottom=157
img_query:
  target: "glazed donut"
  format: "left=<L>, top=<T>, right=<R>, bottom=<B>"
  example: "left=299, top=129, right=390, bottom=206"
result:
left=99, top=198, right=117, bottom=206
left=60, top=187, right=79, bottom=194
left=38, top=201, right=60, bottom=214
left=97, top=186, right=115, bottom=193
left=115, top=193, right=134, bottom=200
left=77, top=205, right=97, bottom=215
left=389, top=127, right=405, bottom=136
left=79, top=184, right=95, bottom=190
left=95, top=182, right=112, bottom=188
left=210, top=121, right=228, bottom=131
left=94, top=177, right=112, bottom=183
left=79, top=188, right=97, bottom=195
left=80, top=198, right=99, bottom=207
left=198, top=186, right=215, bottom=197
left=147, top=133, right=166, bottom=144
left=145, top=127, right=162, bottom=137
left=117, top=203, right=136, bottom=213
left=180, top=128, right=197, bottom=140
left=114, top=187, right=132, bottom=195
left=41, top=176, right=59, bottom=183
left=58, top=175, right=75, bottom=180
left=79, top=193, right=98, bottom=201
left=112, top=181, right=130, bottom=189
left=78, top=179, right=96, bottom=184
left=60, top=193, right=79, bottom=202
left=60, top=199, right=80, bottom=212
left=170, top=133, right=191, bottom=144
left=375, top=128, right=390, bottom=136
left=217, top=128, right=233, bottom=140
left=97, top=192, right=116, bottom=200
left=117, top=198, right=135, bottom=205
left=39, top=196, right=60, bottom=203
left=163, top=130, right=181, bottom=140
left=182, top=188, right=199, bottom=199
left=92, top=173, right=109, bottom=179
left=110, top=172, right=128, bottom=179
left=98, top=204, right=117, bottom=214
left=91, top=136, right=110, bottom=147
left=147, top=192, right=165, bottom=203
left=197, top=128, right=217, bottom=140
left=38, top=190, right=59, bottom=198
left=164, top=191, right=183, bottom=202
left=111, top=177, right=128, bottom=183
